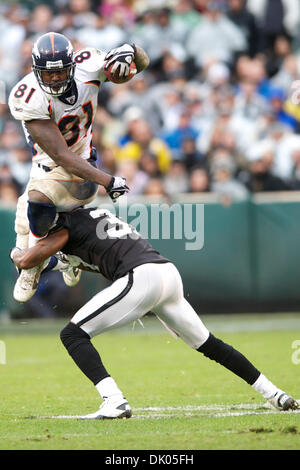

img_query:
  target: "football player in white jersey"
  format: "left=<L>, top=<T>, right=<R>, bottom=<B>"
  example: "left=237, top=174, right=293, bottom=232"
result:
left=8, top=32, right=150, bottom=303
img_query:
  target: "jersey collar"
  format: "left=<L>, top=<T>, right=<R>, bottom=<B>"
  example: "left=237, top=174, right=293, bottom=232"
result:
left=58, top=80, right=78, bottom=106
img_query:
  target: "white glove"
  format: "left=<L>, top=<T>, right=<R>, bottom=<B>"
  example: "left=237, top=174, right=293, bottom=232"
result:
left=104, top=44, right=135, bottom=77
left=106, top=176, right=129, bottom=202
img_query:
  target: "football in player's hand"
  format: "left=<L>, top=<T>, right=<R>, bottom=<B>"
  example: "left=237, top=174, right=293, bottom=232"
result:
left=104, top=61, right=137, bottom=84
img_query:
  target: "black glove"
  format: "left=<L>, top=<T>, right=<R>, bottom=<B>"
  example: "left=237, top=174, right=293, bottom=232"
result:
left=106, top=176, right=129, bottom=202
left=104, top=44, right=135, bottom=77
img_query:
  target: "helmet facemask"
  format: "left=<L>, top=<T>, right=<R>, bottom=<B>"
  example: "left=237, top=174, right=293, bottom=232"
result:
left=32, top=62, right=76, bottom=97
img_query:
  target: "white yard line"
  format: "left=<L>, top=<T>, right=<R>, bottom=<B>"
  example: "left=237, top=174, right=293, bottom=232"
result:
left=40, top=401, right=300, bottom=420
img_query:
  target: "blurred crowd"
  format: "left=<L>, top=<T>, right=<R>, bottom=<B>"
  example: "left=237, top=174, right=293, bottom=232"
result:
left=2, top=0, right=300, bottom=207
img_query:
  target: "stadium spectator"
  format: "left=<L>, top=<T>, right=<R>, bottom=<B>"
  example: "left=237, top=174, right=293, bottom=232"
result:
left=234, top=76, right=270, bottom=120
left=188, top=166, right=210, bottom=193
left=139, top=150, right=161, bottom=179
left=98, top=0, right=136, bottom=27
left=0, top=121, right=25, bottom=155
left=143, top=177, right=167, bottom=197
left=122, top=74, right=160, bottom=132
left=116, top=118, right=172, bottom=174
left=267, top=123, right=300, bottom=180
left=0, top=164, right=19, bottom=206
left=75, top=9, right=128, bottom=51
left=239, top=139, right=292, bottom=192
left=115, top=158, right=149, bottom=196
left=179, top=137, right=206, bottom=172
left=0, top=4, right=27, bottom=90
left=271, top=53, right=300, bottom=96
left=0, top=180, right=19, bottom=207
left=247, top=0, right=300, bottom=52
left=158, top=48, right=188, bottom=83
left=186, top=1, right=247, bottom=67
left=170, top=0, right=203, bottom=33
left=290, top=148, right=300, bottom=189
left=99, top=145, right=117, bottom=174
left=27, top=4, right=54, bottom=39
left=265, top=33, right=292, bottom=78
left=266, top=87, right=299, bottom=131
left=162, top=111, right=199, bottom=159
left=163, top=160, right=189, bottom=195
left=8, top=145, right=32, bottom=194
left=130, top=7, right=187, bottom=68
left=226, top=0, right=260, bottom=57
left=210, top=151, right=249, bottom=202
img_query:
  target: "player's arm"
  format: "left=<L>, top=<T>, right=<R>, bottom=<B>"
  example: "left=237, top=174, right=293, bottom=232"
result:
left=134, top=45, right=150, bottom=73
left=11, top=229, right=69, bottom=270
left=25, top=119, right=128, bottom=200
left=25, top=119, right=111, bottom=186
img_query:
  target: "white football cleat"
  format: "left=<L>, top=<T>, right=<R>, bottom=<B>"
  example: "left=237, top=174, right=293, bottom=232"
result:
left=55, top=252, right=82, bottom=287
left=62, top=266, right=82, bottom=287
left=80, top=396, right=132, bottom=420
left=268, top=391, right=300, bottom=411
left=13, top=260, right=48, bottom=303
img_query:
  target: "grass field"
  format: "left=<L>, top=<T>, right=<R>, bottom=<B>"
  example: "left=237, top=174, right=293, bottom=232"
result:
left=1, top=313, right=300, bottom=451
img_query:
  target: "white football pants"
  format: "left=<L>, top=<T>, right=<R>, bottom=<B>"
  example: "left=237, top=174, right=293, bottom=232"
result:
left=71, top=262, right=210, bottom=349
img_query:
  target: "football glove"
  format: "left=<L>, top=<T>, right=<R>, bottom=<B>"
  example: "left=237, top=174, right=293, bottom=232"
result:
left=106, top=176, right=129, bottom=202
left=104, top=44, right=135, bottom=77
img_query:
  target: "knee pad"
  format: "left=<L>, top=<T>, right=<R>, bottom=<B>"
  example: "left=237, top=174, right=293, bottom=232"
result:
left=27, top=200, right=57, bottom=237
left=60, top=322, right=90, bottom=354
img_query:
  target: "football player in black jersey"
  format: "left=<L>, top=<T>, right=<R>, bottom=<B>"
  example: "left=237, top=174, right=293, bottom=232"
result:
left=11, top=207, right=299, bottom=418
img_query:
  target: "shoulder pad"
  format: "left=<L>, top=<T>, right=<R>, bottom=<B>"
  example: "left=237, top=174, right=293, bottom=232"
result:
left=8, top=73, right=50, bottom=121
left=74, top=47, right=107, bottom=83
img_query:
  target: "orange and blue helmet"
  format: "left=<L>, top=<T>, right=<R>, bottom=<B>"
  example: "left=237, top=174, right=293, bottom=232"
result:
left=32, top=32, right=76, bottom=96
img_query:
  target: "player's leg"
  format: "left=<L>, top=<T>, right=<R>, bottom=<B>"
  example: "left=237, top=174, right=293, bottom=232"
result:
left=13, top=189, right=51, bottom=302
left=26, top=190, right=80, bottom=284
left=13, top=173, right=93, bottom=302
left=60, top=264, right=161, bottom=419
left=59, top=321, right=130, bottom=419
left=27, top=169, right=98, bottom=285
left=13, top=190, right=58, bottom=303
left=198, top=334, right=299, bottom=410
left=152, top=263, right=299, bottom=411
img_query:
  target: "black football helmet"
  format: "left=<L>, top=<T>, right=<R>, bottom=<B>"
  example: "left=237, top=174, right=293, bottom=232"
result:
left=32, top=32, right=76, bottom=96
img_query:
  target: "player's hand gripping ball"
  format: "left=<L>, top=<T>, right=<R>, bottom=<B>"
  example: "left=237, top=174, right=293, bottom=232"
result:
left=104, top=61, right=137, bottom=84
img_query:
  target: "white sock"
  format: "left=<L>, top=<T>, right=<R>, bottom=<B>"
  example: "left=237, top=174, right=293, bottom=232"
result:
left=16, top=233, right=29, bottom=250
left=29, top=231, right=46, bottom=248
left=251, top=373, right=280, bottom=399
left=95, top=377, right=123, bottom=400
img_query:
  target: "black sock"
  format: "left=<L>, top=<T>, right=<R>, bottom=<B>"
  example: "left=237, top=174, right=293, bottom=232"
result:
left=60, top=322, right=109, bottom=385
left=197, top=333, right=260, bottom=385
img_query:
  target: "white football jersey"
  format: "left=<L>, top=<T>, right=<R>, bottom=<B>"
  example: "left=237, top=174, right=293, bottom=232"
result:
left=8, top=47, right=107, bottom=168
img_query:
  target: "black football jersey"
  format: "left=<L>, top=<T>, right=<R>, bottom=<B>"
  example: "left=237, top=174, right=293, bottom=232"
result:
left=52, top=207, right=169, bottom=281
